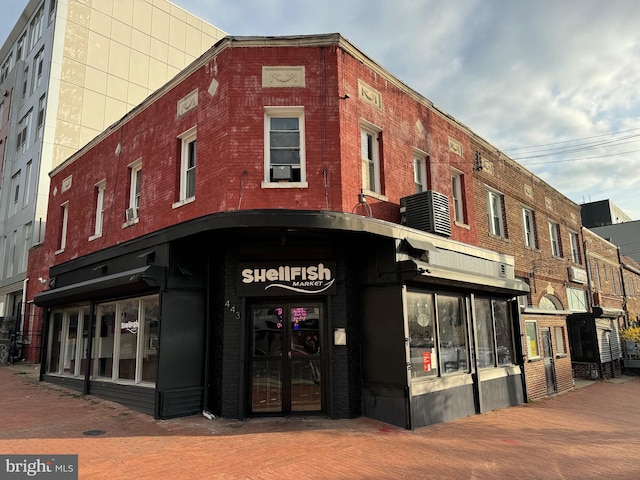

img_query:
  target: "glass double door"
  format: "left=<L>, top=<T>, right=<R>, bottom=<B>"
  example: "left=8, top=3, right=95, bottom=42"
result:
left=250, top=302, right=323, bottom=414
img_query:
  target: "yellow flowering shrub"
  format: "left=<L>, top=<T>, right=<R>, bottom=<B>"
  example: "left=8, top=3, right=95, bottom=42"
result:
left=621, top=326, right=640, bottom=342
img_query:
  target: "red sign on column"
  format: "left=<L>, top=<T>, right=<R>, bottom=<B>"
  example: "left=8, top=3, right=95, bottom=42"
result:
left=423, top=351, right=431, bottom=372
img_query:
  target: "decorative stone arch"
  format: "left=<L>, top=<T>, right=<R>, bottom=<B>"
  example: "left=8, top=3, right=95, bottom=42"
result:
left=538, top=294, right=563, bottom=310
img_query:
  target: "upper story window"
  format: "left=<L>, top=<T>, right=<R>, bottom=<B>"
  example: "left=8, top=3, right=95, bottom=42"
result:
left=21, top=66, right=29, bottom=102
left=16, top=110, right=32, bottom=155
left=32, top=47, right=45, bottom=92
left=36, top=94, right=46, bottom=139
left=30, top=5, right=45, bottom=49
left=91, top=180, right=106, bottom=239
left=361, top=122, right=382, bottom=194
left=23, top=160, right=32, bottom=206
left=17, top=33, right=27, bottom=61
left=263, top=106, right=306, bottom=187
left=413, top=152, right=427, bottom=193
left=173, top=127, right=196, bottom=207
left=10, top=171, right=21, bottom=215
left=549, top=220, right=562, bottom=257
left=486, top=188, right=505, bottom=237
left=569, top=231, right=581, bottom=264
left=127, top=159, right=142, bottom=222
left=522, top=207, right=537, bottom=248
left=1, top=54, right=13, bottom=83
left=57, top=201, right=69, bottom=253
left=451, top=170, right=465, bottom=224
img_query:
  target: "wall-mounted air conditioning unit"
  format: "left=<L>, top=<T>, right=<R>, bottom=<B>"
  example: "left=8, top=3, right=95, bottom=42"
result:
left=400, top=190, right=452, bottom=237
left=125, top=207, right=138, bottom=221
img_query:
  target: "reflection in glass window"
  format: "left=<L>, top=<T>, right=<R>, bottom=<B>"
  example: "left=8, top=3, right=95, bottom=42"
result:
left=475, top=298, right=495, bottom=368
left=525, top=321, right=539, bottom=358
left=407, top=291, right=437, bottom=378
left=118, top=299, right=139, bottom=381
left=47, top=312, right=63, bottom=373
left=63, top=313, right=78, bottom=375
left=493, top=300, right=514, bottom=365
left=96, top=304, right=116, bottom=378
left=142, top=297, right=160, bottom=382
left=437, top=295, right=468, bottom=374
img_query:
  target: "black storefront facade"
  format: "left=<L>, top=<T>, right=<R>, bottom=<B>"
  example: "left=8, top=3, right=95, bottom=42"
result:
left=35, top=210, right=529, bottom=429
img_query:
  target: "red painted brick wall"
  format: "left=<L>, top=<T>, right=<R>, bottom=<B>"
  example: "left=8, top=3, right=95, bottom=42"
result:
left=31, top=41, right=483, bottom=276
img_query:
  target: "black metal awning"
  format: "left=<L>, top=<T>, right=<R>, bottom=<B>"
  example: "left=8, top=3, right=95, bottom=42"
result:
left=398, top=259, right=530, bottom=297
left=34, top=265, right=164, bottom=308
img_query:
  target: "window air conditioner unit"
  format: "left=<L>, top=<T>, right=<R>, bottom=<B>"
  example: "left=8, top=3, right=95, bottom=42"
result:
left=272, top=165, right=292, bottom=181
left=125, top=207, right=138, bottom=221
left=400, top=190, right=452, bottom=237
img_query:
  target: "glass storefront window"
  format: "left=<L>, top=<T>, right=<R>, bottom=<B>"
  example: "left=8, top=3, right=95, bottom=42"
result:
left=118, top=299, right=139, bottom=381
left=493, top=300, right=514, bottom=365
left=63, top=313, right=78, bottom=375
left=47, top=312, right=63, bottom=373
left=141, top=297, right=160, bottom=383
left=525, top=321, right=540, bottom=358
left=96, top=304, right=116, bottom=378
left=475, top=298, right=495, bottom=368
left=407, top=291, right=437, bottom=378
left=437, top=295, right=468, bottom=374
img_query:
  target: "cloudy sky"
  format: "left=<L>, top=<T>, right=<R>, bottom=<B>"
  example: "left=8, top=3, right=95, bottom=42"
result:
left=3, top=0, right=639, bottom=219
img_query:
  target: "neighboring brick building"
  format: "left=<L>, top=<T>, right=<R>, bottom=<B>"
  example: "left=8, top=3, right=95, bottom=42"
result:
left=25, top=34, right=529, bottom=428
left=567, top=228, right=638, bottom=379
left=470, top=137, right=587, bottom=400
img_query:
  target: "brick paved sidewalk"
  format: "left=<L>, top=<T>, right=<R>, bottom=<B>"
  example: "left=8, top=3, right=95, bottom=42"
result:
left=1, top=364, right=639, bottom=479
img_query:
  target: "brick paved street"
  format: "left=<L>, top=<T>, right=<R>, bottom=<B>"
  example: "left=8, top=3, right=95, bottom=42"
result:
left=1, top=364, right=639, bottom=479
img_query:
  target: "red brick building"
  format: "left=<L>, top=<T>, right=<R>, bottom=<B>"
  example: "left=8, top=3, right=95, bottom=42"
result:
left=25, top=34, right=530, bottom=427
left=470, top=137, right=588, bottom=399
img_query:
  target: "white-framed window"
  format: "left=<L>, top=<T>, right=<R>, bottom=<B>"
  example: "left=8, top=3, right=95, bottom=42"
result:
left=413, top=151, right=427, bottom=193
left=23, top=160, right=32, bottom=206
left=30, top=5, right=45, bottom=49
left=17, top=33, right=27, bottom=61
left=525, top=321, right=540, bottom=359
left=549, top=220, right=562, bottom=257
left=567, top=287, right=588, bottom=312
left=263, top=106, right=306, bottom=187
left=486, top=188, right=505, bottom=237
left=127, top=159, right=142, bottom=221
left=522, top=207, right=536, bottom=248
left=10, top=171, right=21, bottom=215
left=569, top=231, right=581, bottom=264
left=451, top=170, right=465, bottom=223
left=92, top=295, right=160, bottom=385
left=554, top=326, right=566, bottom=355
left=21, top=66, right=29, bottom=102
left=32, top=47, right=45, bottom=93
left=22, top=222, right=33, bottom=272
left=90, top=180, right=106, bottom=239
left=175, top=127, right=196, bottom=205
left=57, top=201, right=68, bottom=253
left=361, top=121, right=382, bottom=194
left=16, top=110, right=31, bottom=155
left=6, top=230, right=17, bottom=278
left=46, top=306, right=91, bottom=378
left=0, top=53, right=12, bottom=83
left=36, top=94, right=46, bottom=139
left=49, top=0, right=56, bottom=23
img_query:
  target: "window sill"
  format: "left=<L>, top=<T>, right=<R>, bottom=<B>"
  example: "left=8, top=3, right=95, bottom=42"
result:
left=54, top=248, right=65, bottom=255
left=488, top=232, right=509, bottom=242
left=88, top=233, right=102, bottom=242
left=122, top=216, right=140, bottom=228
left=261, top=181, right=309, bottom=189
left=362, top=189, right=388, bottom=202
left=454, top=220, right=470, bottom=230
left=527, top=357, right=542, bottom=363
left=555, top=354, right=568, bottom=359
left=172, top=196, right=195, bottom=209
